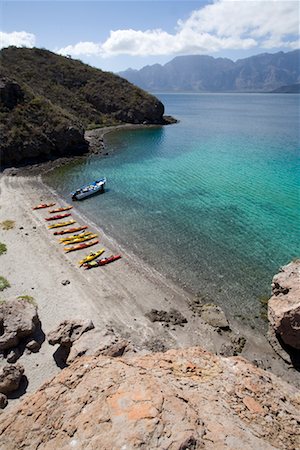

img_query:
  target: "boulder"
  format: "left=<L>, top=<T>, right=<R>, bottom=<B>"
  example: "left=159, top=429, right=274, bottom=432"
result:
left=0, top=393, right=8, bottom=409
left=146, top=308, right=187, bottom=326
left=0, top=363, right=24, bottom=395
left=268, top=260, right=300, bottom=350
left=67, top=328, right=129, bottom=364
left=47, top=319, right=94, bottom=348
left=200, top=303, right=230, bottom=330
left=0, top=348, right=299, bottom=449
left=0, top=298, right=39, bottom=351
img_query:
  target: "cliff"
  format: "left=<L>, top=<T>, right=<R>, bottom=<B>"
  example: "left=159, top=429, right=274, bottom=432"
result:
left=0, top=347, right=299, bottom=449
left=0, top=47, right=169, bottom=167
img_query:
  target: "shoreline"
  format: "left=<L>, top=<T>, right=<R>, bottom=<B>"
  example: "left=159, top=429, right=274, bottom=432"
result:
left=1, top=125, right=299, bottom=409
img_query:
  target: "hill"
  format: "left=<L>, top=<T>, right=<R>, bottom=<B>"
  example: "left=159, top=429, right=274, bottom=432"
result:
left=270, top=83, right=300, bottom=93
left=119, top=50, right=300, bottom=93
left=0, top=47, right=169, bottom=167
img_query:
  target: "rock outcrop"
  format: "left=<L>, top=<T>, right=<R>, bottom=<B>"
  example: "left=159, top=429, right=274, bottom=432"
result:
left=0, top=348, right=299, bottom=449
left=268, top=260, right=300, bottom=350
left=0, top=298, right=39, bottom=351
left=47, top=319, right=95, bottom=348
left=0, top=77, right=24, bottom=109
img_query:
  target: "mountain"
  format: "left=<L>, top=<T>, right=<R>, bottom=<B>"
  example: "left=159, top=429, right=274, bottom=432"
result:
left=270, top=83, right=300, bottom=93
left=119, top=50, right=300, bottom=93
left=0, top=47, right=169, bottom=167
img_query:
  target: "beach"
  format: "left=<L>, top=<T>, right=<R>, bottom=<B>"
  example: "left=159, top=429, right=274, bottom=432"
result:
left=0, top=155, right=299, bottom=410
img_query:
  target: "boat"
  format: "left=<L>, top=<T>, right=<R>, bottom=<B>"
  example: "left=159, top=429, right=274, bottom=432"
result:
left=64, top=239, right=99, bottom=253
left=59, top=232, right=92, bottom=243
left=71, top=178, right=106, bottom=201
left=48, top=220, right=76, bottom=229
left=63, top=234, right=97, bottom=245
left=49, top=206, right=73, bottom=213
left=33, top=203, right=55, bottom=210
left=53, top=226, right=88, bottom=235
left=79, top=248, right=105, bottom=267
left=83, top=254, right=121, bottom=269
left=45, top=213, right=71, bottom=221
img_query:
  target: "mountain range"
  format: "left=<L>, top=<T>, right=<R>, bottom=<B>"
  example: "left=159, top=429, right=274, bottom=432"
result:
left=119, top=50, right=300, bottom=93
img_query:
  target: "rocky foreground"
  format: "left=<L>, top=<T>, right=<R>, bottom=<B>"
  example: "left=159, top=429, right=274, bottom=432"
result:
left=0, top=347, right=299, bottom=450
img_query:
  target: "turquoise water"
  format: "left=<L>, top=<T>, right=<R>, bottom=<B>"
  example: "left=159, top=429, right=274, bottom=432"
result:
left=45, top=94, right=300, bottom=327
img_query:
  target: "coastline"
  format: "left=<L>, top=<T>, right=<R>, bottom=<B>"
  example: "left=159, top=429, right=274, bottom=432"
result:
left=1, top=124, right=299, bottom=409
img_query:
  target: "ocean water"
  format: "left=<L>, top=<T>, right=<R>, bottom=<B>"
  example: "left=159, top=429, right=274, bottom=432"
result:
left=45, top=94, right=300, bottom=327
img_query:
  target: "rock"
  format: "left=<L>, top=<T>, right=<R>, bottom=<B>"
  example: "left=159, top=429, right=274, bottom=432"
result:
left=219, top=335, right=247, bottom=357
left=25, top=339, right=40, bottom=353
left=67, top=328, right=129, bottom=364
left=61, top=279, right=70, bottom=286
left=0, top=348, right=299, bottom=449
left=0, top=298, right=39, bottom=351
left=6, top=347, right=21, bottom=363
left=47, top=319, right=94, bottom=348
left=0, top=393, right=8, bottom=409
left=0, top=77, right=24, bottom=110
left=268, top=260, right=300, bottom=350
left=0, top=363, right=24, bottom=395
left=200, top=303, right=230, bottom=330
left=146, top=308, right=187, bottom=326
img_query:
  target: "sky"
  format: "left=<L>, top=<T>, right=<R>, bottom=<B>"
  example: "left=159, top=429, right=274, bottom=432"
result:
left=0, top=0, right=299, bottom=72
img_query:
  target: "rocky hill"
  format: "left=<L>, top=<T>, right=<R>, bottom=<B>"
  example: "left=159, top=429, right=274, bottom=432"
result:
left=0, top=47, right=169, bottom=167
left=119, top=50, right=300, bottom=93
left=0, top=347, right=299, bottom=449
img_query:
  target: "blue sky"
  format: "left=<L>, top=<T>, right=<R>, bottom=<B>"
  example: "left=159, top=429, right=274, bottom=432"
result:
left=1, top=1, right=299, bottom=72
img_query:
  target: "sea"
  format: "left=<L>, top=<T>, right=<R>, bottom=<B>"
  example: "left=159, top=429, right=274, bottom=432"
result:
left=45, top=93, right=300, bottom=329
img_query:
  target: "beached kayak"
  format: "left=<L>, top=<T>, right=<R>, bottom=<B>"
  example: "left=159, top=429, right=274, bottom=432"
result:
left=64, top=239, right=99, bottom=253
left=59, top=232, right=92, bottom=243
left=63, top=234, right=97, bottom=245
left=53, top=226, right=88, bottom=235
left=49, top=206, right=73, bottom=213
left=45, top=213, right=71, bottom=221
left=33, top=203, right=55, bottom=210
left=79, top=248, right=105, bottom=267
left=48, top=220, right=76, bottom=229
left=83, top=254, right=121, bottom=269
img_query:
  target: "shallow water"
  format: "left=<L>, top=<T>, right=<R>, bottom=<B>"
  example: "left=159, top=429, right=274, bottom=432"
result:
left=45, top=93, right=300, bottom=327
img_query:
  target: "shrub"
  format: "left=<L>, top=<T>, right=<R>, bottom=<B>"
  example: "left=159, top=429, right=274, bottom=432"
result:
left=1, top=220, right=15, bottom=230
left=0, top=276, right=10, bottom=291
left=0, top=243, right=7, bottom=255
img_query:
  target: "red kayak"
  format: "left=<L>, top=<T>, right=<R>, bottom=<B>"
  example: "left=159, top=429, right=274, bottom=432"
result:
left=64, top=239, right=99, bottom=253
left=84, top=254, right=121, bottom=269
left=33, top=203, right=55, bottom=210
left=45, top=213, right=71, bottom=221
left=49, top=206, right=73, bottom=213
left=53, top=226, right=88, bottom=236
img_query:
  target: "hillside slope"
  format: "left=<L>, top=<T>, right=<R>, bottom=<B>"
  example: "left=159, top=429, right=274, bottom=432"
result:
left=0, top=47, right=168, bottom=167
left=119, top=50, right=300, bottom=92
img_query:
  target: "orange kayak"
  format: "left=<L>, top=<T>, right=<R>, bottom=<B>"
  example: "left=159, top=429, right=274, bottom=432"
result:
left=33, top=203, right=55, bottom=210
left=53, top=226, right=88, bottom=235
left=49, top=206, right=73, bottom=213
left=64, top=239, right=99, bottom=253
left=45, top=213, right=71, bottom=221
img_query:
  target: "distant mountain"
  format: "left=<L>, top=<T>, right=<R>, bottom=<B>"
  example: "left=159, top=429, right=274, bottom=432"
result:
left=119, top=50, right=300, bottom=93
left=270, top=83, right=300, bottom=93
left=0, top=47, right=170, bottom=167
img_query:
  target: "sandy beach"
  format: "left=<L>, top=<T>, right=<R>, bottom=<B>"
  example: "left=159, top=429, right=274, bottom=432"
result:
left=0, top=159, right=299, bottom=409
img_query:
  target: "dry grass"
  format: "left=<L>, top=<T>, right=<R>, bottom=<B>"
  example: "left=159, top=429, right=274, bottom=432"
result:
left=1, top=220, right=15, bottom=230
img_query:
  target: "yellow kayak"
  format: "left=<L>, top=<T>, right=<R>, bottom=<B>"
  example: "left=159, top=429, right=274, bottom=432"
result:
left=59, top=232, right=92, bottom=243
left=48, top=219, right=76, bottom=229
left=63, top=233, right=98, bottom=245
left=79, top=248, right=105, bottom=267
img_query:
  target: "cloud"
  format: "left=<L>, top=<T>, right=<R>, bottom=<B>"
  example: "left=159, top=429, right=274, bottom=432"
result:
left=57, top=0, right=299, bottom=58
left=0, top=31, right=36, bottom=49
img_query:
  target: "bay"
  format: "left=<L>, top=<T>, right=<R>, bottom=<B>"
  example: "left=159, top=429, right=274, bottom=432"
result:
left=45, top=93, right=300, bottom=328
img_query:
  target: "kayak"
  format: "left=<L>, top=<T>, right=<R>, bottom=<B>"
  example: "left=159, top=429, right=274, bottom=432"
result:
left=79, top=248, right=105, bottom=267
left=63, top=234, right=98, bottom=245
left=83, top=254, right=121, bottom=269
left=49, top=206, right=73, bottom=213
left=33, top=203, right=55, bottom=210
left=45, top=213, right=71, bottom=221
left=59, top=232, right=92, bottom=243
left=53, top=226, right=88, bottom=235
left=48, top=220, right=76, bottom=229
left=64, top=239, right=99, bottom=253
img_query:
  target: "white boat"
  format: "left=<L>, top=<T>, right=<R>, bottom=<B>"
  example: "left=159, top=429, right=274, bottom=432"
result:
left=71, top=178, right=106, bottom=200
